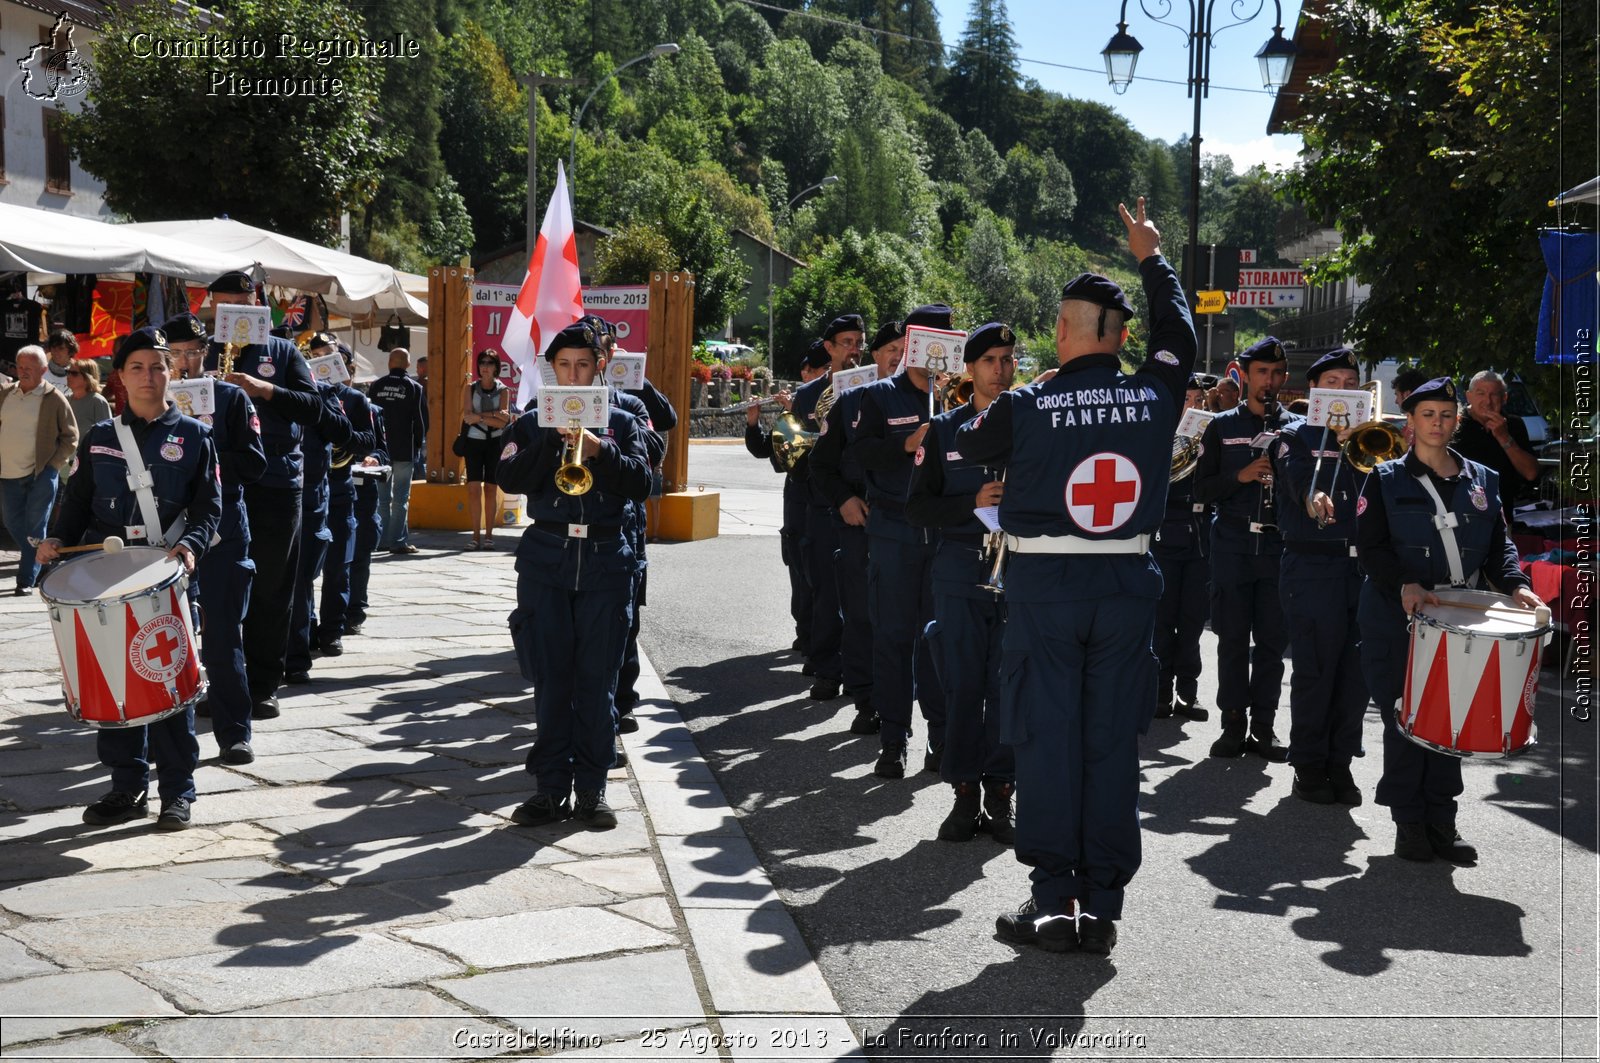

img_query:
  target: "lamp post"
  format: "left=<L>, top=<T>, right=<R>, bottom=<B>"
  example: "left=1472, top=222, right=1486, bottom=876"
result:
left=768, top=175, right=839, bottom=367
left=568, top=43, right=680, bottom=200
left=519, top=72, right=585, bottom=257
left=1102, top=2, right=1297, bottom=295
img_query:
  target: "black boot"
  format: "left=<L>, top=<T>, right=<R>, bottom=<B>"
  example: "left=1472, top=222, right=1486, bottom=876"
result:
left=1426, top=823, right=1478, bottom=865
left=1395, top=822, right=1434, bottom=861
left=1291, top=762, right=1337, bottom=804
left=982, top=778, right=1016, bottom=845
left=1173, top=692, right=1210, bottom=721
left=1326, top=761, right=1361, bottom=806
left=937, top=783, right=982, bottom=842
left=1247, top=720, right=1290, bottom=762
left=1209, top=711, right=1248, bottom=758
left=1153, top=673, right=1174, bottom=718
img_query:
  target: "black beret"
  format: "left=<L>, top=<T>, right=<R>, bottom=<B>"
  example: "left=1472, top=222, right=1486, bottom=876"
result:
left=1059, top=273, right=1134, bottom=317
left=337, top=342, right=355, bottom=361
left=1306, top=346, right=1358, bottom=381
left=578, top=313, right=615, bottom=337
left=162, top=313, right=208, bottom=345
left=113, top=326, right=169, bottom=369
left=1238, top=336, right=1287, bottom=365
left=1401, top=376, right=1459, bottom=412
left=543, top=321, right=601, bottom=360
left=307, top=331, right=338, bottom=352
left=822, top=314, right=865, bottom=341
left=802, top=339, right=830, bottom=369
left=904, top=304, right=954, bottom=330
left=1187, top=374, right=1207, bottom=390
left=870, top=320, right=904, bottom=352
left=964, top=322, right=1015, bottom=364
left=207, top=270, right=254, bottom=294
left=1392, top=366, right=1430, bottom=394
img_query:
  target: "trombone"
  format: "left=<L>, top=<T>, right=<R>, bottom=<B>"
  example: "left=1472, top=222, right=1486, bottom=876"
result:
left=1305, top=379, right=1405, bottom=526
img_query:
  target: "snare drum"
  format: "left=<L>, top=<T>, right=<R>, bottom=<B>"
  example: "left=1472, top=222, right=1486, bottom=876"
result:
left=1401, top=589, right=1551, bottom=758
left=39, top=546, right=206, bottom=727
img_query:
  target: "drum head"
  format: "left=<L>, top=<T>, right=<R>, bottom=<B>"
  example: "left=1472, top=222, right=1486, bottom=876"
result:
left=1420, top=589, right=1544, bottom=639
left=40, top=546, right=179, bottom=606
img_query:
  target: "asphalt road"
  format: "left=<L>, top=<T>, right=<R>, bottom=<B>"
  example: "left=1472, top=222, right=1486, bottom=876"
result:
left=640, top=443, right=1598, bottom=1061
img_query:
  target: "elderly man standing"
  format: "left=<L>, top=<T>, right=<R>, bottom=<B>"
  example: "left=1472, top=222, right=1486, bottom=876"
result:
left=1453, top=370, right=1540, bottom=521
left=0, top=346, right=78, bottom=593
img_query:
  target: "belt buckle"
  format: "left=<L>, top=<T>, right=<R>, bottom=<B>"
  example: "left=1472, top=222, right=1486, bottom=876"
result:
left=568, top=523, right=589, bottom=539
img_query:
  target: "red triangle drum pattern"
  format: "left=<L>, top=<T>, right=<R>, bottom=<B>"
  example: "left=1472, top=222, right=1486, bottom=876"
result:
left=46, top=579, right=202, bottom=728
left=1402, top=619, right=1541, bottom=759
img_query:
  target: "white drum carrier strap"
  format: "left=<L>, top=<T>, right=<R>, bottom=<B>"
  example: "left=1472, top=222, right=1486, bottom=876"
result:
left=112, top=418, right=186, bottom=549
left=1415, top=473, right=1470, bottom=588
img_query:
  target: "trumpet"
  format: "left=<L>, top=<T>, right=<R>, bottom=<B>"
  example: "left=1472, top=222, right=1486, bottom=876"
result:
left=979, top=468, right=1008, bottom=596
left=555, top=421, right=594, bottom=495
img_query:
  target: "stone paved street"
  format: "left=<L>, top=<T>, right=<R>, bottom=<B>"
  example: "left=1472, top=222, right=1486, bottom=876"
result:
left=0, top=504, right=862, bottom=1062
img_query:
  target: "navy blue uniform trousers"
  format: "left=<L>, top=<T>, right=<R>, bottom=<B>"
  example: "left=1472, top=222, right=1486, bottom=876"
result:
left=836, top=522, right=873, bottom=702
left=1003, top=596, right=1156, bottom=922
left=782, top=493, right=811, bottom=649
left=195, top=535, right=255, bottom=749
left=318, top=491, right=358, bottom=638
left=285, top=485, right=332, bottom=674
left=348, top=482, right=381, bottom=625
left=803, top=505, right=843, bottom=682
left=1153, top=552, right=1209, bottom=706
left=99, top=704, right=200, bottom=805
left=1281, top=552, right=1367, bottom=768
left=926, top=572, right=1011, bottom=783
left=242, top=484, right=303, bottom=699
left=868, top=530, right=944, bottom=749
left=1358, top=584, right=1463, bottom=824
left=510, top=532, right=635, bottom=798
left=1210, top=546, right=1287, bottom=725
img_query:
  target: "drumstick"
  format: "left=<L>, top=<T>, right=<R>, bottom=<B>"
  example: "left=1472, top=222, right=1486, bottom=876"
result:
left=1432, top=596, right=1552, bottom=628
left=56, top=535, right=125, bottom=556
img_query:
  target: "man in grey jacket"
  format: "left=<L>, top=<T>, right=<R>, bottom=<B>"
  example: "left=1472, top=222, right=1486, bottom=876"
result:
left=0, top=346, right=79, bottom=593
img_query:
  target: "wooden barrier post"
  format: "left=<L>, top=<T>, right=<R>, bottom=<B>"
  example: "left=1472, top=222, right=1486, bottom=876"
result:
left=411, top=265, right=476, bottom=530
left=648, top=270, right=718, bottom=541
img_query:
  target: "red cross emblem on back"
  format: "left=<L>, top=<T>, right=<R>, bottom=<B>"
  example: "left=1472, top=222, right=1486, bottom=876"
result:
left=1065, top=452, right=1141, bottom=532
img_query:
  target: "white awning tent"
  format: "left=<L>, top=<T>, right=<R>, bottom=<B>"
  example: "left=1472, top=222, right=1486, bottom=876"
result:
left=1550, top=177, right=1600, bottom=207
left=121, top=217, right=429, bottom=324
left=0, top=202, right=244, bottom=283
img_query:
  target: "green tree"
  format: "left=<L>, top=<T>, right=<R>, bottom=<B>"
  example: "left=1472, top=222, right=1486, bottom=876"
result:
left=770, top=229, right=927, bottom=374
left=437, top=18, right=528, bottom=254
left=1289, top=0, right=1596, bottom=396
left=593, top=223, right=676, bottom=285
left=751, top=40, right=847, bottom=192
left=960, top=128, right=1005, bottom=206
left=1037, top=98, right=1144, bottom=250
left=941, top=0, right=1021, bottom=145
left=62, top=0, right=386, bottom=243
left=998, top=144, right=1077, bottom=242
left=352, top=0, right=445, bottom=265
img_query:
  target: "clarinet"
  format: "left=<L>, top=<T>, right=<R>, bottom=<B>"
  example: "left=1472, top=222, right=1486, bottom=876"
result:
left=1255, top=405, right=1282, bottom=530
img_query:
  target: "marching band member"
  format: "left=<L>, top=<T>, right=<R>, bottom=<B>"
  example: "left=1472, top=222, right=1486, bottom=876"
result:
left=794, top=317, right=866, bottom=702
left=744, top=347, right=828, bottom=661
left=907, top=321, right=1016, bottom=844
left=206, top=270, right=329, bottom=721
left=1273, top=349, right=1368, bottom=804
left=1192, top=337, right=1298, bottom=760
left=808, top=320, right=906, bottom=734
left=283, top=333, right=357, bottom=686
left=345, top=395, right=388, bottom=637
left=1152, top=375, right=1213, bottom=723
left=958, top=199, right=1194, bottom=955
left=164, top=314, right=266, bottom=765
left=1356, top=377, right=1539, bottom=863
left=39, top=327, right=221, bottom=829
left=851, top=305, right=953, bottom=778
left=317, top=344, right=379, bottom=654
left=497, top=322, right=652, bottom=831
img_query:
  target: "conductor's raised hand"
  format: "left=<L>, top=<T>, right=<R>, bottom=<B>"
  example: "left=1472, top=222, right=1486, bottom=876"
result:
left=1119, top=196, right=1162, bottom=263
